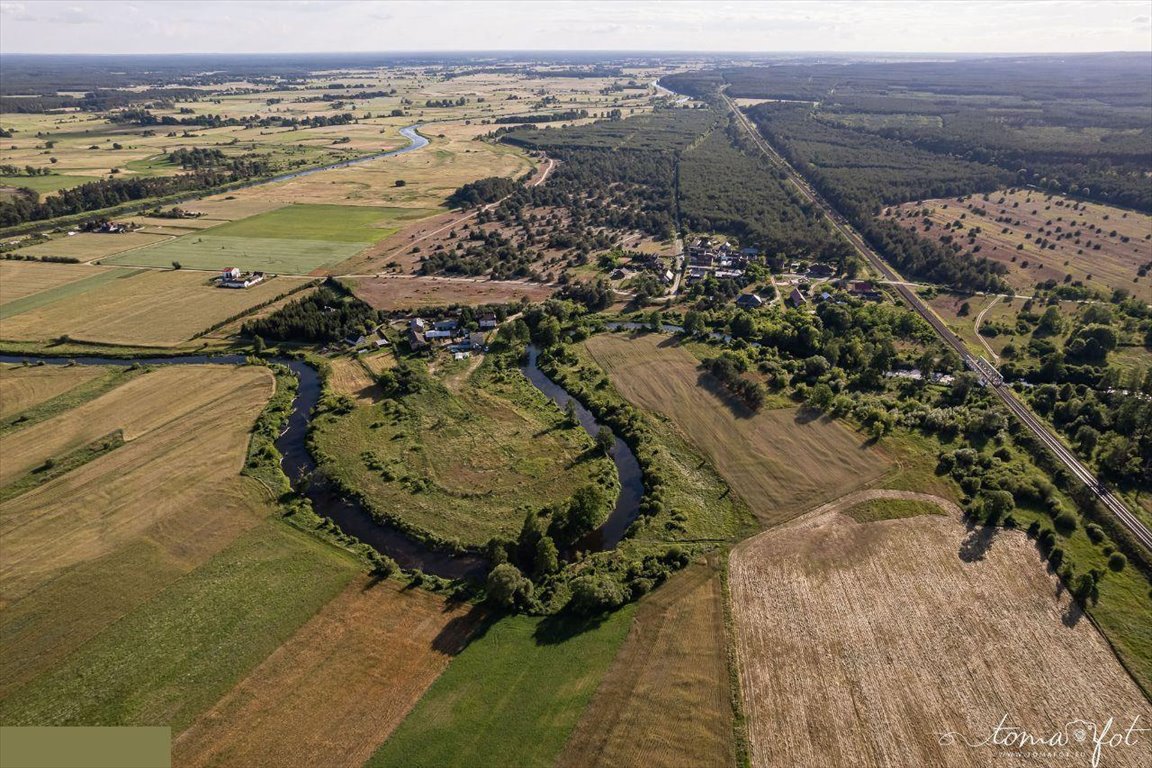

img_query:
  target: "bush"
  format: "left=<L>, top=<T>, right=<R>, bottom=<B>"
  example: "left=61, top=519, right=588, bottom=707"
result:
left=1108, top=552, right=1127, bottom=571
left=1053, top=511, right=1078, bottom=534
left=1085, top=523, right=1105, bottom=544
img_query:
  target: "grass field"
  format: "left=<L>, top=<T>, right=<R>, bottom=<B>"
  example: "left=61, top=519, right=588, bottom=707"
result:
left=103, top=235, right=364, bottom=274
left=0, top=174, right=93, bottom=195
left=311, top=355, right=617, bottom=547
left=730, top=507, right=1152, bottom=768
left=0, top=261, right=123, bottom=304
left=14, top=231, right=172, bottom=261
left=0, top=365, right=292, bottom=710
left=0, top=269, right=309, bottom=346
left=0, top=364, right=104, bottom=420
left=204, top=203, right=431, bottom=242
left=557, top=558, right=735, bottom=768
left=352, top=275, right=554, bottom=310
left=584, top=332, right=892, bottom=527
left=365, top=607, right=636, bottom=768
left=885, top=189, right=1152, bottom=294
left=0, top=520, right=358, bottom=731
left=173, top=576, right=482, bottom=768
left=100, top=205, right=435, bottom=274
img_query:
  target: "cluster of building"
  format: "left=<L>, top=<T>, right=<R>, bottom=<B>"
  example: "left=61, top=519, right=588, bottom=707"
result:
left=216, top=267, right=266, bottom=289
left=686, top=238, right=758, bottom=282
left=406, top=312, right=498, bottom=354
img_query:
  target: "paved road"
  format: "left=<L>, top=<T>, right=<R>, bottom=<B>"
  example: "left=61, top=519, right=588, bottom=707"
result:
left=720, top=91, right=1151, bottom=552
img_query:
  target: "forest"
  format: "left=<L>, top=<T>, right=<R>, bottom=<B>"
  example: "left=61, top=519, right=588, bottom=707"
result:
left=242, top=283, right=381, bottom=343
left=662, top=55, right=1152, bottom=211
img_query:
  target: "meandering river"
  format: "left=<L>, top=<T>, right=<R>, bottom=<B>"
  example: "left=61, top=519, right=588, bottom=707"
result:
left=0, top=349, right=643, bottom=579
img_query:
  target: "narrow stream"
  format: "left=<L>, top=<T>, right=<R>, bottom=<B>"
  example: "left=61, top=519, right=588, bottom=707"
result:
left=1, top=348, right=643, bottom=577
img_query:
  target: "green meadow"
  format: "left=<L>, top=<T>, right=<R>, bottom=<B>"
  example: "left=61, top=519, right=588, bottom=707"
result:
left=366, top=608, right=636, bottom=768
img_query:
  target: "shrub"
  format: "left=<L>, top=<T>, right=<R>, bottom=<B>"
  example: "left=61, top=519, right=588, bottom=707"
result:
left=1108, top=552, right=1127, bottom=571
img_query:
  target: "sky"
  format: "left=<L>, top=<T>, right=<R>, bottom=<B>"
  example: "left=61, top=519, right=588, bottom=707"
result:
left=1, top=0, right=1150, bottom=55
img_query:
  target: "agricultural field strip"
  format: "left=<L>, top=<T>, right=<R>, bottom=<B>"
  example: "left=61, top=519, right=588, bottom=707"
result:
left=0, top=267, right=141, bottom=320
left=729, top=498, right=1152, bottom=768
left=0, top=364, right=105, bottom=420
left=172, top=577, right=482, bottom=768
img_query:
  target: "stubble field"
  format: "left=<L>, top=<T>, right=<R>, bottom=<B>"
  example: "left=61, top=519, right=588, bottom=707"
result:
left=0, top=269, right=310, bottom=347
left=729, top=502, right=1152, bottom=768
left=173, top=577, right=483, bottom=768
left=0, top=363, right=104, bottom=420
left=583, top=332, right=892, bottom=527
left=557, top=558, right=736, bottom=768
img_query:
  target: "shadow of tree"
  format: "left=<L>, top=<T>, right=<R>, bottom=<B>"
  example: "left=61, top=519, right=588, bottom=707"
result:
left=958, top=520, right=997, bottom=562
left=532, top=611, right=612, bottom=645
left=432, top=604, right=491, bottom=655
left=1062, top=599, right=1084, bottom=628
left=695, top=370, right=755, bottom=419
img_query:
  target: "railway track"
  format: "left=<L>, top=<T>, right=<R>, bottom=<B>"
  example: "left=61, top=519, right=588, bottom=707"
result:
left=720, top=92, right=1152, bottom=553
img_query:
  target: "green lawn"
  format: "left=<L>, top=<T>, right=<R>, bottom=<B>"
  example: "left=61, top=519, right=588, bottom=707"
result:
left=366, top=608, right=636, bottom=768
left=0, top=520, right=359, bottom=732
left=205, top=203, right=433, bottom=243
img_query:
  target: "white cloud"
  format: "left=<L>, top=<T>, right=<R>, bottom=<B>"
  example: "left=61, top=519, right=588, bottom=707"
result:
left=0, top=0, right=1150, bottom=54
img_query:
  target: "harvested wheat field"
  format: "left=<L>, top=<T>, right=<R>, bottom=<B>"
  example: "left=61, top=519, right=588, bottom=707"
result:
left=729, top=494, right=1152, bottom=768
left=0, top=365, right=274, bottom=599
left=0, top=365, right=274, bottom=698
left=0, top=269, right=308, bottom=347
left=353, top=275, right=553, bottom=310
left=173, top=577, right=482, bottom=768
left=585, top=333, right=891, bottom=526
left=0, top=261, right=108, bottom=304
left=558, top=558, right=735, bottom=768
left=0, top=363, right=104, bottom=420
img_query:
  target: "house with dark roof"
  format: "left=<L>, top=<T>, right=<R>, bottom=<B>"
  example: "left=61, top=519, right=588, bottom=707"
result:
left=735, top=293, right=764, bottom=309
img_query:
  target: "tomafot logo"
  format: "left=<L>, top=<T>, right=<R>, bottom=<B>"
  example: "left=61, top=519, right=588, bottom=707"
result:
left=936, top=714, right=1148, bottom=767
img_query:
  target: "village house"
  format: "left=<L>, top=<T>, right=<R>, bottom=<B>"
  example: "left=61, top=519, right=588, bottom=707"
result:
left=788, top=287, right=809, bottom=308
left=735, top=293, right=764, bottom=309
left=218, top=267, right=266, bottom=289
left=478, top=313, right=499, bottom=330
